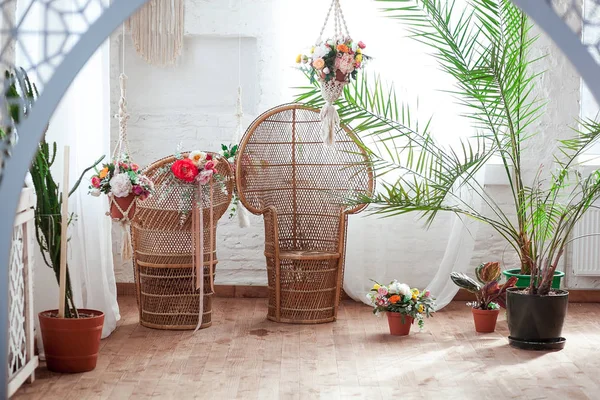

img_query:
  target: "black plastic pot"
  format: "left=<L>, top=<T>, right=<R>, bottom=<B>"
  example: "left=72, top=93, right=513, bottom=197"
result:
left=506, top=287, right=568, bottom=350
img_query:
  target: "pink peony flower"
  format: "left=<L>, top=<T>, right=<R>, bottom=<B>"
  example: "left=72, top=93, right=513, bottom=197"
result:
left=204, top=160, right=217, bottom=173
left=335, top=53, right=355, bottom=75
left=358, top=41, right=366, bottom=49
left=132, top=185, right=144, bottom=196
left=131, top=163, right=139, bottom=171
left=196, top=169, right=214, bottom=185
left=91, top=176, right=101, bottom=188
left=424, top=290, right=431, bottom=298
left=377, top=287, right=388, bottom=296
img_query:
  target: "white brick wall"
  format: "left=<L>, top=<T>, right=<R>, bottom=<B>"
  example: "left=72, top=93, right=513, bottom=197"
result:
left=110, top=0, right=586, bottom=289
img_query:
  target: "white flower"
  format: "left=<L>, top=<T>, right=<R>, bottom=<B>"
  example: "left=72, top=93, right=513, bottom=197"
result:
left=90, top=189, right=101, bottom=197
left=109, top=173, right=132, bottom=197
left=313, top=44, right=329, bottom=59
left=323, top=67, right=330, bottom=75
left=351, top=42, right=358, bottom=52
left=188, top=150, right=207, bottom=167
left=388, top=280, right=401, bottom=294
left=397, top=283, right=411, bottom=297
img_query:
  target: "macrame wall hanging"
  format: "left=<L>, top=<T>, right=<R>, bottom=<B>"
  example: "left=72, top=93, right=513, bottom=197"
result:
left=298, top=0, right=369, bottom=146
left=127, top=0, right=185, bottom=67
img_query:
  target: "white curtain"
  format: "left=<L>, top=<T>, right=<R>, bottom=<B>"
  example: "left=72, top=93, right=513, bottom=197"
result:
left=343, top=176, right=482, bottom=310
left=16, top=0, right=119, bottom=347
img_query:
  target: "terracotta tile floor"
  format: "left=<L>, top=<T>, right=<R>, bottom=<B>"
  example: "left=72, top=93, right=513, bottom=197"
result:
left=13, top=297, right=600, bottom=399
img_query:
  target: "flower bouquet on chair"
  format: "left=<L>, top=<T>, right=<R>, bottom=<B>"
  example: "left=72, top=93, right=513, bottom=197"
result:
left=296, top=0, right=370, bottom=146
left=367, top=281, right=436, bottom=336
left=166, top=149, right=223, bottom=331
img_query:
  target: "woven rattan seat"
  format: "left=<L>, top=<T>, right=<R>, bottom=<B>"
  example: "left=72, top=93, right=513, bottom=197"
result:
left=236, top=104, right=374, bottom=324
left=273, top=250, right=340, bottom=260
left=131, top=153, right=233, bottom=330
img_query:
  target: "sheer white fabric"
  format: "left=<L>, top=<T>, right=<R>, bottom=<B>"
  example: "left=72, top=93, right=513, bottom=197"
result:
left=344, top=174, right=483, bottom=310
left=16, top=0, right=119, bottom=351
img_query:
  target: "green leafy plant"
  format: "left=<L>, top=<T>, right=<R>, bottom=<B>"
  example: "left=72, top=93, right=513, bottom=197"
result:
left=451, top=262, right=517, bottom=310
left=295, top=0, right=600, bottom=296
left=4, top=68, right=103, bottom=318
left=220, top=143, right=240, bottom=219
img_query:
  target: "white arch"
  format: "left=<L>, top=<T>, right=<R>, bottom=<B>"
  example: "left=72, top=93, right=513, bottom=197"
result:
left=0, top=1, right=149, bottom=393
left=512, top=0, right=600, bottom=106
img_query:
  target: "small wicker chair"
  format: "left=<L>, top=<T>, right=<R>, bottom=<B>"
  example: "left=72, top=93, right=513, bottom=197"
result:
left=131, top=153, right=233, bottom=330
left=236, top=104, right=374, bottom=324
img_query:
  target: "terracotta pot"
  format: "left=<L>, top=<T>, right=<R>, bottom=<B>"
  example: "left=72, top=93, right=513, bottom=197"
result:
left=39, top=309, right=104, bottom=373
left=386, top=313, right=413, bottom=336
left=335, top=69, right=348, bottom=83
left=472, top=308, right=499, bottom=333
left=109, top=194, right=136, bottom=220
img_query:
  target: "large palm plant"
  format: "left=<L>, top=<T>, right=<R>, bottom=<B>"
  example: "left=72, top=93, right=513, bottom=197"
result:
left=295, top=0, right=600, bottom=296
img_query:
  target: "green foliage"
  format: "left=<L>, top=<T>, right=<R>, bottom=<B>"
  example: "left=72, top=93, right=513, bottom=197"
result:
left=221, top=143, right=239, bottom=161
left=4, top=68, right=103, bottom=318
left=294, top=0, right=600, bottom=296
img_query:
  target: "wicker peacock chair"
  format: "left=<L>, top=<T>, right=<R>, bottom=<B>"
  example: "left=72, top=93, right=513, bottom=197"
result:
left=236, top=104, right=374, bottom=324
left=131, top=153, right=233, bottom=330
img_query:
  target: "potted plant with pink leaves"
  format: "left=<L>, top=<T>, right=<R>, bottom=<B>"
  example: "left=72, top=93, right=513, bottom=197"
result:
left=451, top=262, right=518, bottom=333
left=367, top=280, right=435, bottom=336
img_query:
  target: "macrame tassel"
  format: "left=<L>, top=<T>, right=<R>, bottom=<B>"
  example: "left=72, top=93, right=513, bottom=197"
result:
left=127, top=0, right=185, bottom=67
left=320, top=102, right=340, bottom=146
left=237, top=203, right=250, bottom=228
left=319, top=79, right=345, bottom=146
left=120, top=223, right=132, bottom=261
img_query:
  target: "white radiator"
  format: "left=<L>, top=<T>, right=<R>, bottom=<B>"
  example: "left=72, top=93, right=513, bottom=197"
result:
left=572, top=207, right=600, bottom=276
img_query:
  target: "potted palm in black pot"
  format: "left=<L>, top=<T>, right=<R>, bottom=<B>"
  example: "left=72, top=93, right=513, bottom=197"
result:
left=295, top=0, right=600, bottom=350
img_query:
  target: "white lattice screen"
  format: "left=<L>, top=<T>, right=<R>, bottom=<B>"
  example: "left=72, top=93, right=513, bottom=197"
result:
left=7, top=188, right=38, bottom=398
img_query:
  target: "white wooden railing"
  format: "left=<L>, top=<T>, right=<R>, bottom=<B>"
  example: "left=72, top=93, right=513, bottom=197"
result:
left=7, top=188, right=38, bottom=398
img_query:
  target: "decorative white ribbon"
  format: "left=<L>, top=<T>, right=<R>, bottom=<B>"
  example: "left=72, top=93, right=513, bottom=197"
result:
left=193, top=177, right=214, bottom=332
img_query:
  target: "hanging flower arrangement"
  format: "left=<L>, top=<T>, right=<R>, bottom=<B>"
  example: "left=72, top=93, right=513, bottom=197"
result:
left=295, top=0, right=370, bottom=146
left=297, top=38, right=369, bottom=84
left=89, top=158, right=154, bottom=200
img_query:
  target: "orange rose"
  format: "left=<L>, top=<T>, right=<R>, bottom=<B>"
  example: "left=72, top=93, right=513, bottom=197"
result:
left=99, top=167, right=109, bottom=179
left=337, top=44, right=349, bottom=53
left=389, top=295, right=400, bottom=304
left=312, top=58, right=325, bottom=70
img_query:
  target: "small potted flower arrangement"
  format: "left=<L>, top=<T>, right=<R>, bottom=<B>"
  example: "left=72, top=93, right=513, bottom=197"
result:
left=89, top=157, right=154, bottom=220
left=450, top=262, right=518, bottom=333
left=367, top=280, right=435, bottom=336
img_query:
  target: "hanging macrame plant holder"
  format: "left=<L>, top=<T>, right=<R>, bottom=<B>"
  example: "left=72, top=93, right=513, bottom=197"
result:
left=108, top=73, right=136, bottom=261
left=232, top=88, right=251, bottom=228
left=127, top=0, right=185, bottom=67
left=315, top=0, right=352, bottom=146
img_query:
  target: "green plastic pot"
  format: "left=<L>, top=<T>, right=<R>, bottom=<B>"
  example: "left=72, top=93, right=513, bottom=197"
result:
left=502, top=268, right=565, bottom=289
